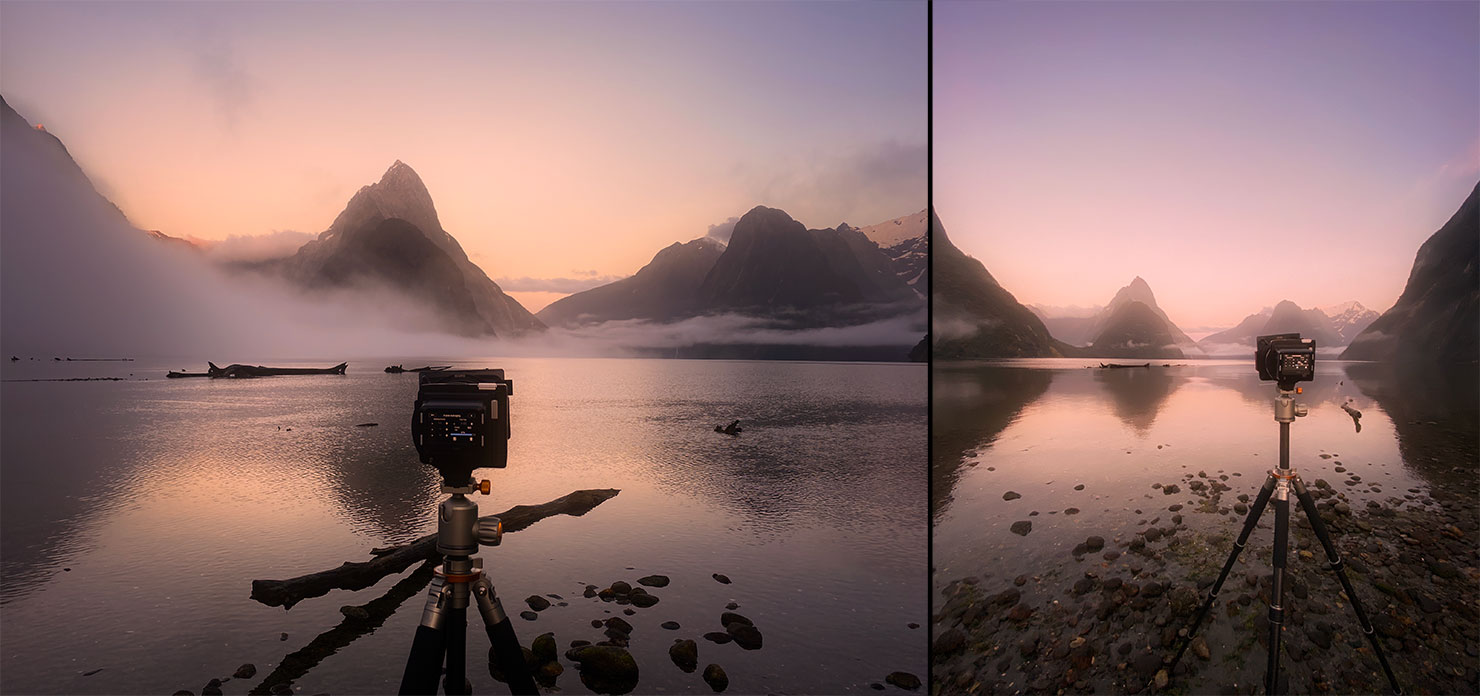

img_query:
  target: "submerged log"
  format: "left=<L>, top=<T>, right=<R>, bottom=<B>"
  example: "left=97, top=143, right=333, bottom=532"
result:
left=1342, top=402, right=1363, bottom=433
left=248, top=560, right=437, bottom=695
left=210, top=361, right=348, bottom=378
left=250, top=488, right=620, bottom=609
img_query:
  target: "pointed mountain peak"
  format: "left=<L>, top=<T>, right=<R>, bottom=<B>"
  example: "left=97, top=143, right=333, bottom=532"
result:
left=382, top=159, right=422, bottom=183
left=327, top=160, right=444, bottom=248
left=1108, top=276, right=1158, bottom=310
left=374, top=160, right=431, bottom=198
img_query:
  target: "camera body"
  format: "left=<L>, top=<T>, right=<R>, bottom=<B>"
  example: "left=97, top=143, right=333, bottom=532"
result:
left=1255, top=333, right=1315, bottom=390
left=412, top=368, right=512, bottom=485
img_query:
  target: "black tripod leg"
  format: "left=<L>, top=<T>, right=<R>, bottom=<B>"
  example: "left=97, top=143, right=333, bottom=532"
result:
left=445, top=606, right=468, bottom=695
left=1266, top=490, right=1290, bottom=695
left=473, top=576, right=538, bottom=696
left=1292, top=477, right=1403, bottom=695
left=1169, top=474, right=1278, bottom=675
left=401, top=576, right=452, bottom=695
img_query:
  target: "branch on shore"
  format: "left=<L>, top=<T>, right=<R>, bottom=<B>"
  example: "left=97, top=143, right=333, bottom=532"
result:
left=250, top=488, right=621, bottom=609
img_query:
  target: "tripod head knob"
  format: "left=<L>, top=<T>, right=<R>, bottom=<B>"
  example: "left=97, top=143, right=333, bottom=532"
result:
left=477, top=516, right=503, bottom=546
left=1294, top=403, right=1308, bottom=418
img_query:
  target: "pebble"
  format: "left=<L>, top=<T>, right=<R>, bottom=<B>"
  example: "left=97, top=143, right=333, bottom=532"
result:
left=571, top=645, right=639, bottom=694
left=1010, top=521, right=1032, bottom=536
left=712, top=573, right=731, bottom=584
left=669, top=638, right=698, bottom=672
left=1004, top=491, right=1022, bottom=501
left=886, top=672, right=921, bottom=690
left=702, top=664, right=729, bottom=692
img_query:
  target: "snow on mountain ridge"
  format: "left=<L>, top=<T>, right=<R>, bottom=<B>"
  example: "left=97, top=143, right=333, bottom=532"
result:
left=858, top=209, right=927, bottom=247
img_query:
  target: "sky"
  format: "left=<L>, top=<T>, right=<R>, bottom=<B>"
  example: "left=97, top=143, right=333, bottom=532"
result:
left=936, top=1, right=1480, bottom=333
left=1, top=1, right=925, bottom=312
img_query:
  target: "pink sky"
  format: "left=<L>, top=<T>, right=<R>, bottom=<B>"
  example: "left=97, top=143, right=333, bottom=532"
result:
left=1, top=2, right=924, bottom=312
left=935, top=1, right=1480, bottom=331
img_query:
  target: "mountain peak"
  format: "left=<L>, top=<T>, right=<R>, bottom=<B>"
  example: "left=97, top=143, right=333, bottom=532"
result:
left=327, top=160, right=443, bottom=247
left=728, top=206, right=805, bottom=246
left=1109, top=276, right=1158, bottom=310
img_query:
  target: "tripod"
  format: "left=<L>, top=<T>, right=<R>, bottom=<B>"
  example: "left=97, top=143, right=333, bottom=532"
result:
left=1167, top=387, right=1402, bottom=695
left=399, top=480, right=537, bottom=696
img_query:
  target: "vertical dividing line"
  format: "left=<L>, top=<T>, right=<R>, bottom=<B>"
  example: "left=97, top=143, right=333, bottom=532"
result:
left=924, top=0, right=936, bottom=681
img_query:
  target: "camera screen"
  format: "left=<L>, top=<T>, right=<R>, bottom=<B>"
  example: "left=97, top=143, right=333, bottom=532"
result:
left=1278, top=352, right=1312, bottom=376
left=418, top=402, right=488, bottom=448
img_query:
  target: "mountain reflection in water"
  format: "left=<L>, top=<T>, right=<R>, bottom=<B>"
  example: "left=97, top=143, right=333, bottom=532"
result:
left=932, top=358, right=1477, bottom=588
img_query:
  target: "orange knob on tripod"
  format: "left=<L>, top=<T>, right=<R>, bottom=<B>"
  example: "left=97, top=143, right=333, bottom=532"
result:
left=479, top=480, right=491, bottom=495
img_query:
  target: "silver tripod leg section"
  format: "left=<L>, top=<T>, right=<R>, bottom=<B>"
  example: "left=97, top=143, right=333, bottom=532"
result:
left=418, top=573, right=453, bottom=631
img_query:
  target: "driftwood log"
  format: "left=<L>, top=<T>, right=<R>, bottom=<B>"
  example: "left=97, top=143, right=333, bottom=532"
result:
left=248, top=560, right=437, bottom=695
left=251, top=488, right=620, bottom=609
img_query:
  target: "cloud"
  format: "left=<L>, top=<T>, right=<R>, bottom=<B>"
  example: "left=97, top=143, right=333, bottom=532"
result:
left=493, top=274, right=626, bottom=293
left=191, top=32, right=254, bottom=129
left=706, top=216, right=740, bottom=243
left=501, top=310, right=923, bottom=357
left=732, top=139, right=926, bottom=227
left=203, top=229, right=313, bottom=263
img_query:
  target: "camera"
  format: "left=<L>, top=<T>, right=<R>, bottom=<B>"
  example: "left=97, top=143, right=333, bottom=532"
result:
left=1255, top=333, right=1315, bottom=389
left=411, top=368, right=512, bottom=485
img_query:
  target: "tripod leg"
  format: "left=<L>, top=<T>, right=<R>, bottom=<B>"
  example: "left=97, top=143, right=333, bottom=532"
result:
left=1266, top=489, right=1290, bottom=695
left=472, top=575, right=538, bottom=696
left=1292, top=477, right=1403, bottom=695
left=445, top=607, right=468, bottom=695
left=1169, top=474, right=1277, bottom=674
left=401, top=576, right=452, bottom=695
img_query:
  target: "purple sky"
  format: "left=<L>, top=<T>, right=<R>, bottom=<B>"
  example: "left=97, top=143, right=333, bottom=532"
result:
left=936, top=1, right=1480, bottom=331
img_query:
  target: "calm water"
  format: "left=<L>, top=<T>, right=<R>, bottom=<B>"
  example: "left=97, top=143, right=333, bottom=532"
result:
left=1, top=357, right=926, bottom=695
left=933, top=358, right=1478, bottom=591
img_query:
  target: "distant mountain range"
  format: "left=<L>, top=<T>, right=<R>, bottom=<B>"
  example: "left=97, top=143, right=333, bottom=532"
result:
left=1026, top=277, right=1194, bottom=358
left=536, top=237, right=727, bottom=326
left=932, top=212, right=1071, bottom=358
left=1342, top=181, right=1479, bottom=364
left=1030, top=284, right=1381, bottom=356
left=1198, top=300, right=1377, bottom=353
left=539, top=206, right=925, bottom=329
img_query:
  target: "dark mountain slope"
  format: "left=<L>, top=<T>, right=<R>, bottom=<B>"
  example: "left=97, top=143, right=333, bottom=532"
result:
left=1342, top=182, right=1479, bottom=364
left=932, top=212, right=1071, bottom=358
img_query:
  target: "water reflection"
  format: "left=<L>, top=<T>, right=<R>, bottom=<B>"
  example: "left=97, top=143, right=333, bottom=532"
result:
left=931, top=364, right=1053, bottom=520
left=1347, top=361, right=1480, bottom=485
left=1090, top=366, right=1184, bottom=433
left=1, top=357, right=926, bottom=695
left=0, top=381, right=149, bottom=603
left=932, top=359, right=1452, bottom=590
